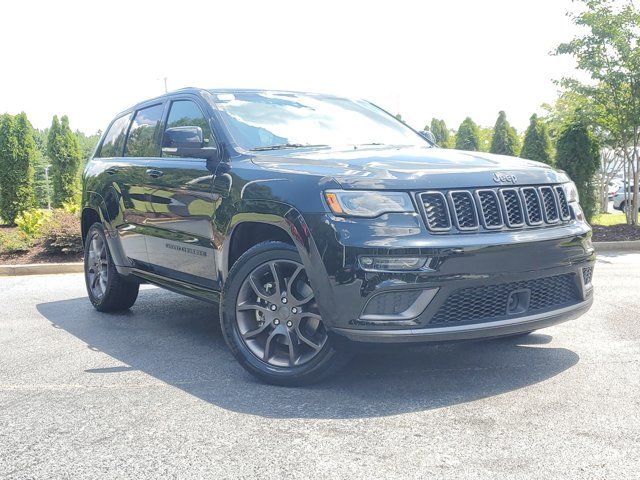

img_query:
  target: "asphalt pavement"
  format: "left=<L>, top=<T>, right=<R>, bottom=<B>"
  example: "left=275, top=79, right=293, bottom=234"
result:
left=1, top=253, right=639, bottom=479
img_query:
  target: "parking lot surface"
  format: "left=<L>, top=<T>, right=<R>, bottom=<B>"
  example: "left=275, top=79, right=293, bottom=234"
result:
left=1, top=253, right=639, bottom=479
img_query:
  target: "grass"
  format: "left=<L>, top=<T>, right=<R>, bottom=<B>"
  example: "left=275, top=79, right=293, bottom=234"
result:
left=591, top=211, right=639, bottom=226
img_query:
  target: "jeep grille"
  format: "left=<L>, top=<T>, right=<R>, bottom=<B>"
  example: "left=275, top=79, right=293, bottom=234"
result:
left=418, top=185, right=572, bottom=233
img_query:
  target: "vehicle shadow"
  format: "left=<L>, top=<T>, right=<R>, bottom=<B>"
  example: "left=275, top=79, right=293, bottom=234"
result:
left=36, top=288, right=579, bottom=419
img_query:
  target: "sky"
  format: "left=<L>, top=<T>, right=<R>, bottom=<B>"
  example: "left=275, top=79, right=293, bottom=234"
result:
left=0, top=0, right=588, bottom=135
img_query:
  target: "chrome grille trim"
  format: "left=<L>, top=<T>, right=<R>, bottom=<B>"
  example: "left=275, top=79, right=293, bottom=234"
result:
left=418, top=185, right=573, bottom=233
left=539, top=186, right=560, bottom=224
left=418, top=191, right=452, bottom=232
left=448, top=190, right=479, bottom=231
left=499, top=188, right=526, bottom=228
left=474, top=189, right=504, bottom=229
left=520, top=187, right=544, bottom=226
left=554, top=186, right=571, bottom=221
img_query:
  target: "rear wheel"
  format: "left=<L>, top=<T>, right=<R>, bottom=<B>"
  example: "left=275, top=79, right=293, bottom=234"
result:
left=84, top=223, right=139, bottom=312
left=220, top=241, right=347, bottom=386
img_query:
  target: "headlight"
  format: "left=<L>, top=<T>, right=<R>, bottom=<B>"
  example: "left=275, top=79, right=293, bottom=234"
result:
left=564, top=181, right=579, bottom=203
left=324, top=190, right=414, bottom=217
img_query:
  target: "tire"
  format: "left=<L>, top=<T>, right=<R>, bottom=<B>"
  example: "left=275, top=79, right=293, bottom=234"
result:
left=619, top=201, right=626, bottom=212
left=220, top=241, right=348, bottom=386
left=84, top=222, right=139, bottom=312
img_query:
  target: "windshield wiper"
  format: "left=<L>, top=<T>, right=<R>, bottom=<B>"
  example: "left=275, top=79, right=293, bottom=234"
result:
left=250, top=143, right=328, bottom=151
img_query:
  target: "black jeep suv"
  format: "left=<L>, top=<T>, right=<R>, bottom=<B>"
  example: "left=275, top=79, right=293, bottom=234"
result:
left=82, top=88, right=595, bottom=385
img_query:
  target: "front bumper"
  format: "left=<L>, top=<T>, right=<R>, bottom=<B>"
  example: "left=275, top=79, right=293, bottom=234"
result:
left=300, top=212, right=595, bottom=344
left=332, top=296, right=592, bottom=343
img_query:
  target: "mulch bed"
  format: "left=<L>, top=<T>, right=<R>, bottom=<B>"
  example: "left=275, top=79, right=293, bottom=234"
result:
left=591, top=224, right=640, bottom=242
left=1, top=225, right=83, bottom=265
left=0, top=243, right=83, bottom=265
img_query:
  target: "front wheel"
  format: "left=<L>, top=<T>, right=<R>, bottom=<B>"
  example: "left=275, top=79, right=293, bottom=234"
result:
left=220, top=241, right=348, bottom=386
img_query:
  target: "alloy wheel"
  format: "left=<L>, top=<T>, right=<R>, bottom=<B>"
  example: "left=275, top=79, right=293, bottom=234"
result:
left=235, top=259, right=328, bottom=368
left=87, top=233, right=108, bottom=299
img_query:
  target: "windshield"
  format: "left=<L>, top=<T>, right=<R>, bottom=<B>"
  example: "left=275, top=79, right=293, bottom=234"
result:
left=209, top=91, right=428, bottom=151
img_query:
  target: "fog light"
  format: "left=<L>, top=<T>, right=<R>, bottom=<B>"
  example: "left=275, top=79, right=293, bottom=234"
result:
left=358, top=256, right=427, bottom=271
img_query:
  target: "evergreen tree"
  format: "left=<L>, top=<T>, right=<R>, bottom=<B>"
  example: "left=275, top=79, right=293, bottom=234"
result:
left=555, top=120, right=600, bottom=221
left=490, top=111, right=520, bottom=156
left=47, top=115, right=82, bottom=207
left=32, top=127, right=52, bottom=208
left=521, top=114, right=554, bottom=165
left=428, top=118, right=450, bottom=147
left=0, top=113, right=36, bottom=225
left=455, top=117, right=480, bottom=151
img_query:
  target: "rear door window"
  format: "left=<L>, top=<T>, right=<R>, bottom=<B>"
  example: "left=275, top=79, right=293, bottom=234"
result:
left=99, top=113, right=132, bottom=157
left=124, top=104, right=164, bottom=157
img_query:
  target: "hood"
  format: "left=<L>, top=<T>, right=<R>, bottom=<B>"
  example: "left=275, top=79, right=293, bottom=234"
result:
left=250, top=146, right=569, bottom=190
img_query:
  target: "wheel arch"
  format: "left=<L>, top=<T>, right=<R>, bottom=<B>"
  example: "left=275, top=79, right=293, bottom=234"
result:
left=221, top=199, right=338, bottom=324
left=222, top=200, right=316, bottom=278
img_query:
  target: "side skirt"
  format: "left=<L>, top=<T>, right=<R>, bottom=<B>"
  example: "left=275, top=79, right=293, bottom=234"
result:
left=131, top=268, right=221, bottom=305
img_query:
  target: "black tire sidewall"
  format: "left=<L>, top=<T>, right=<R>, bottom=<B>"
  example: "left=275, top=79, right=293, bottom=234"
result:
left=220, top=241, right=341, bottom=385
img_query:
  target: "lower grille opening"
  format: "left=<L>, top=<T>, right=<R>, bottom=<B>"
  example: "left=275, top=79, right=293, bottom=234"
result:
left=430, top=273, right=580, bottom=326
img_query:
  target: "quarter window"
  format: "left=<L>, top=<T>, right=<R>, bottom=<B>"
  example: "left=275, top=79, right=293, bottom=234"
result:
left=125, top=104, right=164, bottom=157
left=99, top=114, right=131, bottom=157
left=163, top=100, right=213, bottom=149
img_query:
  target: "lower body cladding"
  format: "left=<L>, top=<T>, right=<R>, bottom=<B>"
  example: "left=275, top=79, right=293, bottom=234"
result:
left=302, top=213, right=595, bottom=345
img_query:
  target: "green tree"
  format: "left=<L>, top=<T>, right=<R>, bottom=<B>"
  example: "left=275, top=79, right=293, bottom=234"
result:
left=478, top=126, right=493, bottom=152
left=555, top=120, right=600, bottom=221
left=521, top=114, right=554, bottom=165
left=47, top=115, right=82, bottom=207
left=0, top=113, right=36, bottom=225
left=427, top=118, right=450, bottom=147
left=490, top=111, right=520, bottom=156
left=455, top=117, right=480, bottom=151
left=31, top=127, right=52, bottom=208
left=555, top=0, right=640, bottom=224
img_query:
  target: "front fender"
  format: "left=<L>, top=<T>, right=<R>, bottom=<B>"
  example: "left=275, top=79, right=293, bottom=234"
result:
left=221, top=200, right=339, bottom=328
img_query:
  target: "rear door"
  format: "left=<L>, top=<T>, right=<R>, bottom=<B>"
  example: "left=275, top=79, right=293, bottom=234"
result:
left=96, top=112, right=150, bottom=265
left=119, top=102, right=166, bottom=268
left=143, top=96, right=219, bottom=287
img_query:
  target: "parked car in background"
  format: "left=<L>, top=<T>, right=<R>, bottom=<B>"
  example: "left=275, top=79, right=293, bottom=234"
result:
left=81, top=88, right=595, bottom=385
left=613, top=185, right=640, bottom=211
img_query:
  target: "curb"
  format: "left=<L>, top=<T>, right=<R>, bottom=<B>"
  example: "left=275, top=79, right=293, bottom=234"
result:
left=593, top=240, right=640, bottom=252
left=0, top=262, right=83, bottom=276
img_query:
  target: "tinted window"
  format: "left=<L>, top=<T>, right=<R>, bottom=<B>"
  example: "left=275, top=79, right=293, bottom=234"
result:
left=99, top=114, right=131, bottom=157
left=163, top=100, right=212, bottom=148
left=125, top=104, right=164, bottom=157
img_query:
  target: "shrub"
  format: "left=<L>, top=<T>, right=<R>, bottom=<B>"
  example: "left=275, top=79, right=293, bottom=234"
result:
left=15, top=209, right=51, bottom=238
left=490, top=111, right=520, bottom=156
left=47, top=115, right=82, bottom=207
left=0, top=229, right=32, bottom=254
left=521, top=114, right=554, bottom=166
left=555, top=120, right=600, bottom=222
left=40, top=209, right=83, bottom=254
left=0, top=113, right=37, bottom=224
left=455, top=117, right=481, bottom=151
left=60, top=200, right=80, bottom=215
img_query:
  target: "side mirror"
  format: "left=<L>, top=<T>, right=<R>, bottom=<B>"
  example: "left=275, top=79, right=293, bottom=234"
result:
left=419, top=130, right=437, bottom=146
left=162, top=126, right=217, bottom=160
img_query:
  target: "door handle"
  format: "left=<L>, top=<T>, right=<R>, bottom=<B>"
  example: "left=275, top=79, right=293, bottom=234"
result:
left=146, top=168, right=164, bottom=178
